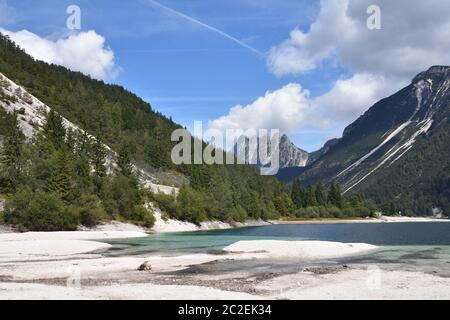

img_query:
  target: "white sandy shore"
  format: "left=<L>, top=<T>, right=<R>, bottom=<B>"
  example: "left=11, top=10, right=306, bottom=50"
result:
left=257, top=269, right=450, bottom=300
left=273, top=216, right=449, bottom=225
left=0, top=234, right=386, bottom=300
left=151, top=209, right=270, bottom=233
left=0, top=282, right=259, bottom=300
left=0, top=229, right=148, bottom=262
left=223, top=240, right=378, bottom=259
left=0, top=240, right=111, bottom=260
left=1, top=223, right=449, bottom=299
left=379, top=216, right=449, bottom=223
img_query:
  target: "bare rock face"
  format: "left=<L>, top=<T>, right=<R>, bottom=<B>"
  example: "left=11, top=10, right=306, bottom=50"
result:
left=233, top=134, right=309, bottom=169
left=278, top=134, right=309, bottom=168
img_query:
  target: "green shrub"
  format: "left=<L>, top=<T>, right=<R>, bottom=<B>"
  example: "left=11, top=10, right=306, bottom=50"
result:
left=74, top=194, right=108, bottom=227
left=151, top=192, right=177, bottom=217
left=226, top=205, right=248, bottom=222
left=100, top=175, right=143, bottom=219
left=129, top=205, right=155, bottom=227
left=176, top=186, right=209, bottom=224
left=5, top=188, right=79, bottom=231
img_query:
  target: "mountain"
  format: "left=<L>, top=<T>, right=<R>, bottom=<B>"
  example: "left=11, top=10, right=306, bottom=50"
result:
left=275, top=137, right=340, bottom=182
left=0, top=32, right=290, bottom=226
left=279, top=134, right=309, bottom=168
left=233, top=134, right=309, bottom=169
left=286, top=66, right=450, bottom=215
left=0, top=71, right=180, bottom=194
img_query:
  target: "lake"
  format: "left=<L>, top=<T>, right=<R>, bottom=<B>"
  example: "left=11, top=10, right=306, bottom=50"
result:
left=105, top=222, right=450, bottom=277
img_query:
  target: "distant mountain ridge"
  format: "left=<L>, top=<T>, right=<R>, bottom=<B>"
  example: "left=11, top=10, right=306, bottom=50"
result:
left=233, top=133, right=309, bottom=169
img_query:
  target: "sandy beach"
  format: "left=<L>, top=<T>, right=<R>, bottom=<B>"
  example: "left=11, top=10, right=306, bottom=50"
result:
left=1, top=221, right=450, bottom=300
left=151, top=209, right=271, bottom=233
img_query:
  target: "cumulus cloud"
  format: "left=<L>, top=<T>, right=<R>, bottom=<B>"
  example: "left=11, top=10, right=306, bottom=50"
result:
left=208, top=73, right=394, bottom=141
left=313, top=73, right=395, bottom=123
left=0, top=29, right=118, bottom=80
left=208, top=84, right=318, bottom=136
left=267, top=0, right=355, bottom=77
left=210, top=0, right=450, bottom=144
left=268, top=0, right=450, bottom=80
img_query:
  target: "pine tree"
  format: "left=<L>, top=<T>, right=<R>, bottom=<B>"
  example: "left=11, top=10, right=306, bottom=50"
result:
left=41, top=109, right=66, bottom=152
left=1, top=112, right=25, bottom=192
left=78, top=130, right=92, bottom=158
left=328, top=183, right=343, bottom=208
left=291, top=179, right=306, bottom=208
left=48, top=150, right=73, bottom=202
left=305, top=185, right=318, bottom=207
left=117, top=143, right=133, bottom=177
left=92, top=138, right=107, bottom=178
left=65, top=128, right=76, bottom=155
left=315, top=182, right=327, bottom=206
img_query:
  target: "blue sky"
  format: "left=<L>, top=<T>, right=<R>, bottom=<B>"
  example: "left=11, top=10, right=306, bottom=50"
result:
left=2, top=0, right=449, bottom=152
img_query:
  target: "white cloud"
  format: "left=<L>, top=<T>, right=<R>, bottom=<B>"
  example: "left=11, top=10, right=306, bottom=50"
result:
left=268, top=0, right=450, bottom=80
left=208, top=84, right=316, bottom=136
left=313, top=73, right=396, bottom=123
left=268, top=0, right=355, bottom=77
left=0, top=29, right=118, bottom=80
left=207, top=74, right=394, bottom=141
left=211, top=0, right=450, bottom=145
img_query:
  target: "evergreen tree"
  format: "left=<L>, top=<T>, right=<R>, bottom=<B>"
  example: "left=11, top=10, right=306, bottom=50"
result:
left=92, top=138, right=107, bottom=178
left=78, top=130, right=92, bottom=158
left=291, top=179, right=305, bottom=208
left=73, top=155, right=92, bottom=191
left=328, top=183, right=343, bottom=208
left=315, top=182, right=327, bottom=206
left=48, top=149, right=73, bottom=202
left=1, top=112, right=25, bottom=192
left=305, top=185, right=318, bottom=207
left=40, top=109, right=66, bottom=152
left=117, top=143, right=133, bottom=177
left=65, top=128, right=76, bottom=155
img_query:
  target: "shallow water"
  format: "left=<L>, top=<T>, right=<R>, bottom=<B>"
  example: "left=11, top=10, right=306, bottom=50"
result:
left=105, top=222, right=450, bottom=277
left=106, top=222, right=450, bottom=254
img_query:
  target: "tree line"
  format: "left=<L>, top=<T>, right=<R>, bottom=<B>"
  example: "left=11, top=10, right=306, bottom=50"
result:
left=289, top=179, right=377, bottom=219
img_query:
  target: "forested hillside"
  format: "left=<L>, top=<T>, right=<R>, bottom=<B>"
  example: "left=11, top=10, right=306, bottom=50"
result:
left=0, top=33, right=292, bottom=227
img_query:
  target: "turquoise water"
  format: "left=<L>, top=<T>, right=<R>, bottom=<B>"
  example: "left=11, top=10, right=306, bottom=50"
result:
left=106, top=222, right=450, bottom=254
left=105, top=222, right=450, bottom=276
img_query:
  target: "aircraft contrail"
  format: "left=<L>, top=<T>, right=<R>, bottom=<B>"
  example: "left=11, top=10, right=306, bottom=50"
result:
left=146, top=0, right=265, bottom=57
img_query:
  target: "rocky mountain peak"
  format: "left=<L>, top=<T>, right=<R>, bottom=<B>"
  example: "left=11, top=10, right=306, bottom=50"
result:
left=233, top=133, right=310, bottom=168
left=413, top=65, right=450, bottom=83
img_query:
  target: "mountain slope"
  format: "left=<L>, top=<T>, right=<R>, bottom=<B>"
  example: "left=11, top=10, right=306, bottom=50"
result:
left=279, top=134, right=309, bottom=168
left=292, top=66, right=450, bottom=215
left=0, top=72, right=178, bottom=195
left=0, top=32, right=289, bottom=223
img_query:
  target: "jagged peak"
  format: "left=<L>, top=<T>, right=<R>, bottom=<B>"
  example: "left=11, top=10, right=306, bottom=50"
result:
left=280, top=133, right=290, bottom=143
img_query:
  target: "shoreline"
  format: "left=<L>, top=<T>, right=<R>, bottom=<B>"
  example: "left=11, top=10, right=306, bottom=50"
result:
left=1, top=224, right=450, bottom=299
left=150, top=214, right=450, bottom=234
left=0, top=215, right=447, bottom=237
left=272, top=216, right=450, bottom=225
